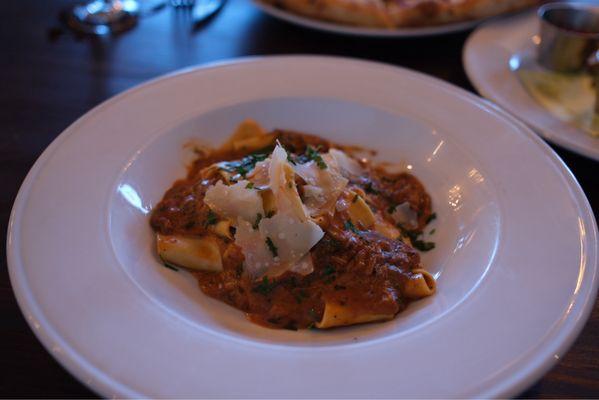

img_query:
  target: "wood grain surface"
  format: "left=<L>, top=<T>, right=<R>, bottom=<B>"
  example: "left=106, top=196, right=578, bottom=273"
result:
left=0, top=0, right=597, bottom=397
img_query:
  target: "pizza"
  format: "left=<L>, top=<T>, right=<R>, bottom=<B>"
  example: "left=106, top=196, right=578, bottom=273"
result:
left=259, top=0, right=540, bottom=28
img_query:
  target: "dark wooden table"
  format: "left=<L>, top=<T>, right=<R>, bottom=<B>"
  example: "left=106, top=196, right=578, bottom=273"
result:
left=1, top=0, right=597, bottom=397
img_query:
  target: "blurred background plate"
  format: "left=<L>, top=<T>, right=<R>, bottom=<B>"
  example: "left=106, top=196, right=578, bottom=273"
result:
left=464, top=10, right=599, bottom=161
left=253, top=0, right=490, bottom=37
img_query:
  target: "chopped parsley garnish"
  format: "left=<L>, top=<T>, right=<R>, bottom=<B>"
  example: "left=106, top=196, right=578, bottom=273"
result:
left=293, top=289, right=308, bottom=304
left=429, top=228, right=436, bottom=235
left=204, top=210, right=218, bottom=227
left=266, top=237, right=278, bottom=257
left=246, top=182, right=255, bottom=189
left=426, top=212, right=437, bottom=225
left=287, top=181, right=293, bottom=189
left=387, top=204, right=397, bottom=214
left=219, top=152, right=269, bottom=178
left=265, top=210, right=276, bottom=218
left=253, top=276, right=276, bottom=295
left=397, top=223, right=436, bottom=252
left=412, top=240, right=436, bottom=252
left=294, top=289, right=308, bottom=304
left=365, top=182, right=379, bottom=194
left=322, top=265, right=335, bottom=276
left=352, top=194, right=360, bottom=203
left=286, top=152, right=297, bottom=165
left=305, top=145, right=327, bottom=170
left=253, top=213, right=263, bottom=230
left=344, top=220, right=360, bottom=234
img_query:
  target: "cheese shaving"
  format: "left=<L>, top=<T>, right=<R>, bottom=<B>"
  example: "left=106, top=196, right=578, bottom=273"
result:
left=328, top=148, right=364, bottom=178
left=293, top=156, right=348, bottom=217
left=269, top=145, right=307, bottom=221
left=204, top=180, right=264, bottom=224
left=391, top=202, right=419, bottom=229
left=234, top=219, right=273, bottom=277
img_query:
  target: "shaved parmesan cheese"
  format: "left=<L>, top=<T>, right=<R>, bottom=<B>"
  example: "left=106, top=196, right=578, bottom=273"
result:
left=269, top=145, right=307, bottom=221
left=204, top=180, right=264, bottom=224
left=259, top=212, right=323, bottom=275
left=391, top=202, right=418, bottom=229
left=247, top=159, right=270, bottom=189
left=328, top=148, right=363, bottom=178
left=234, top=214, right=323, bottom=278
left=290, top=254, right=315, bottom=275
left=260, top=189, right=277, bottom=216
left=234, top=219, right=273, bottom=277
left=293, top=158, right=347, bottom=217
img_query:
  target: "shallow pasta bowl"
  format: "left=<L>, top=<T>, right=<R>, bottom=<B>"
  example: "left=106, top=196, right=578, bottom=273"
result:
left=7, top=56, right=597, bottom=398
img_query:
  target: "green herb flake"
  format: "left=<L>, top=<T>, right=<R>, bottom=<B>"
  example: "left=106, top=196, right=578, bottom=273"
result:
left=397, top=223, right=436, bottom=252
left=344, top=220, right=360, bottom=234
left=219, top=153, right=269, bottom=178
left=286, top=151, right=297, bottom=165
left=204, top=210, right=218, bottom=227
left=365, top=182, right=379, bottom=194
left=412, top=240, right=436, bottom=252
left=426, top=212, right=437, bottom=225
left=246, top=182, right=255, bottom=189
left=287, top=181, right=293, bottom=189
left=253, top=213, right=263, bottom=230
left=305, top=145, right=327, bottom=170
left=387, top=204, right=397, bottom=214
left=253, top=276, right=276, bottom=296
left=322, top=265, right=336, bottom=276
left=352, top=194, right=360, bottom=203
left=235, top=165, right=248, bottom=177
left=265, top=210, right=276, bottom=218
left=429, top=228, right=436, bottom=235
left=266, top=237, right=278, bottom=257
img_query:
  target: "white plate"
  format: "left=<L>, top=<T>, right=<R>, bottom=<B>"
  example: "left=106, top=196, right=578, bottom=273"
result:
left=464, top=10, right=599, bottom=161
left=7, top=56, right=597, bottom=398
left=253, top=0, right=486, bottom=37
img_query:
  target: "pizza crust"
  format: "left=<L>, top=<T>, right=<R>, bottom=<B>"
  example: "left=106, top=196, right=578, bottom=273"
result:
left=259, top=0, right=540, bottom=29
left=386, top=0, right=540, bottom=27
left=261, top=0, right=393, bottom=28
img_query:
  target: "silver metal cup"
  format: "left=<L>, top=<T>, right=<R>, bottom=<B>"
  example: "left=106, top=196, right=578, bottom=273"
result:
left=587, top=50, right=599, bottom=113
left=537, top=2, right=599, bottom=73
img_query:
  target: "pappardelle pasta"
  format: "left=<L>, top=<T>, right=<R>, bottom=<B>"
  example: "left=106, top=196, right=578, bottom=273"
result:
left=150, top=120, right=437, bottom=330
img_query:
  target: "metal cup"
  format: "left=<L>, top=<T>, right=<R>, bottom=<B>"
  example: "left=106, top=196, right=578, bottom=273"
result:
left=587, top=50, right=599, bottom=113
left=537, top=2, right=599, bottom=73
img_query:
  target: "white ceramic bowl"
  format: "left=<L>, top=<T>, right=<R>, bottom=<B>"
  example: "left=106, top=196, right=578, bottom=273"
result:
left=8, top=56, right=597, bottom=398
